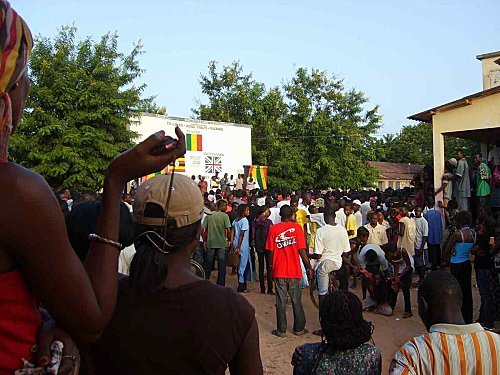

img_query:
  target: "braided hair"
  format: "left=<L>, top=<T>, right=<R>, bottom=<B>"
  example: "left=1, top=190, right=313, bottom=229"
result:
left=319, top=290, right=374, bottom=351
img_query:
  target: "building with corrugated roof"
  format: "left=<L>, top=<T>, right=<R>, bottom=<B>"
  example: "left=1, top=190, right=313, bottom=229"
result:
left=367, top=161, right=424, bottom=191
left=408, top=51, right=500, bottom=193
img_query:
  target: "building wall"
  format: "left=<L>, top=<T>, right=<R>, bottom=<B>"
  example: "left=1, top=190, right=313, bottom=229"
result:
left=377, top=179, right=412, bottom=191
left=131, top=114, right=252, bottom=178
left=432, top=92, right=500, bottom=190
left=480, top=56, right=500, bottom=90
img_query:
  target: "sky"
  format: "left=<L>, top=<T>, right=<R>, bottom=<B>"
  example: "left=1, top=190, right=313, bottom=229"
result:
left=17, top=0, right=500, bottom=135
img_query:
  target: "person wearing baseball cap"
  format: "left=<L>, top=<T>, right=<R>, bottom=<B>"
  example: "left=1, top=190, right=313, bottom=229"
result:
left=93, top=174, right=263, bottom=375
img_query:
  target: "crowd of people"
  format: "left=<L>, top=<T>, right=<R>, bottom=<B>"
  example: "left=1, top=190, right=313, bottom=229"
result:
left=0, top=2, right=499, bottom=374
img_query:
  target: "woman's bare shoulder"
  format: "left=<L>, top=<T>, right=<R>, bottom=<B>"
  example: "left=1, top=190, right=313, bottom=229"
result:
left=0, top=163, right=53, bottom=208
left=0, top=163, right=49, bottom=187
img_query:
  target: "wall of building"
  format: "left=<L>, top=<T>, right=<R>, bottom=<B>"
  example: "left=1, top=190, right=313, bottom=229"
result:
left=432, top=92, right=500, bottom=191
left=131, top=114, right=252, bottom=178
left=377, top=179, right=412, bottom=191
left=480, top=55, right=500, bottom=90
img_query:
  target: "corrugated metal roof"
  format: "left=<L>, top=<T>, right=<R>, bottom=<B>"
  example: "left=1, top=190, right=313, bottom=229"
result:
left=367, top=161, right=424, bottom=180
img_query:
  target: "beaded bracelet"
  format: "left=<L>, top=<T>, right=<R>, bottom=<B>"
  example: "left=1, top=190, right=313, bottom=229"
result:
left=88, top=233, right=123, bottom=250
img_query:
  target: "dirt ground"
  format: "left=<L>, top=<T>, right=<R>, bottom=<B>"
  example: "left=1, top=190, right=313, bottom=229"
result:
left=219, top=271, right=484, bottom=374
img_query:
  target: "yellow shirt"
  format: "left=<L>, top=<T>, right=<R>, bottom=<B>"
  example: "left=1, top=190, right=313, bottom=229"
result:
left=295, top=208, right=309, bottom=228
left=346, top=214, right=358, bottom=239
left=308, top=221, right=319, bottom=250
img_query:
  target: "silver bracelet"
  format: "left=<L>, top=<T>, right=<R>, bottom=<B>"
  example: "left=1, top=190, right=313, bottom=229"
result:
left=88, top=233, right=123, bottom=250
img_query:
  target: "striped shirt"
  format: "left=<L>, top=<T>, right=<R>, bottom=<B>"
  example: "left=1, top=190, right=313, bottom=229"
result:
left=390, top=323, right=500, bottom=375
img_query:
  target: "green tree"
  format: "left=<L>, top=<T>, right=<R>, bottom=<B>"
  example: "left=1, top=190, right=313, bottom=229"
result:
left=195, top=62, right=382, bottom=189
left=194, top=61, right=304, bottom=188
left=374, top=122, right=480, bottom=165
left=281, top=68, right=381, bottom=189
left=10, top=26, right=144, bottom=192
left=137, top=96, right=168, bottom=115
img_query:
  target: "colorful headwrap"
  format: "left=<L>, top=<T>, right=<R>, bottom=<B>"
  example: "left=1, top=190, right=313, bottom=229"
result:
left=0, top=1, right=32, bottom=161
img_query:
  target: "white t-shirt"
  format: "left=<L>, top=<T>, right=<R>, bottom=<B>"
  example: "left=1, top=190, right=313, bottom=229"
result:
left=298, top=202, right=309, bottom=211
left=269, top=207, right=281, bottom=225
left=118, top=244, right=136, bottom=275
left=309, top=213, right=326, bottom=227
left=314, top=224, right=350, bottom=269
left=414, top=216, right=429, bottom=250
left=335, top=208, right=346, bottom=227
left=246, top=178, right=256, bottom=190
left=277, top=200, right=290, bottom=209
left=354, top=211, right=363, bottom=228
left=257, top=197, right=266, bottom=206
left=358, top=243, right=389, bottom=270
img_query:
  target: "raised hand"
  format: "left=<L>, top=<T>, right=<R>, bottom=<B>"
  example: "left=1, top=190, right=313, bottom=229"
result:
left=107, top=126, right=186, bottom=184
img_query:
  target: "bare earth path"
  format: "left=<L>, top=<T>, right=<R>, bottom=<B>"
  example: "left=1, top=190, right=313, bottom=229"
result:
left=220, top=272, right=483, bottom=374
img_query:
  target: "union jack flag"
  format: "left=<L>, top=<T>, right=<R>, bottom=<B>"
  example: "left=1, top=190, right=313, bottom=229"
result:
left=205, top=155, right=222, bottom=174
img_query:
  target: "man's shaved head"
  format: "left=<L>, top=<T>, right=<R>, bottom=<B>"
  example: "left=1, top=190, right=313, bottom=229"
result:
left=418, top=271, right=463, bottom=330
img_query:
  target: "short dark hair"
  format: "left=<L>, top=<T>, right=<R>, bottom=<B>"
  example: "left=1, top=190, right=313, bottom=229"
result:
left=357, top=226, right=369, bottom=239
left=257, top=205, right=269, bottom=216
left=365, top=249, right=378, bottom=264
left=447, top=199, right=458, bottom=210
left=216, top=199, right=227, bottom=210
left=418, top=271, right=462, bottom=307
left=237, top=204, right=248, bottom=217
left=320, top=291, right=374, bottom=351
left=455, top=210, right=472, bottom=227
left=280, top=205, right=293, bottom=219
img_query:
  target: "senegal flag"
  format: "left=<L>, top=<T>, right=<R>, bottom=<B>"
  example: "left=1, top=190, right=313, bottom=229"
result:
left=248, top=165, right=268, bottom=190
left=186, top=134, right=202, bottom=151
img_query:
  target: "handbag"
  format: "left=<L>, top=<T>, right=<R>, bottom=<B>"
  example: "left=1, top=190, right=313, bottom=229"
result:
left=228, top=249, right=239, bottom=268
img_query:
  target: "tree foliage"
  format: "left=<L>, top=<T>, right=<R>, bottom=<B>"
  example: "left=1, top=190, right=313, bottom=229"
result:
left=194, top=61, right=382, bottom=189
left=10, top=26, right=145, bottom=192
left=137, top=96, right=168, bottom=115
left=374, top=122, right=480, bottom=165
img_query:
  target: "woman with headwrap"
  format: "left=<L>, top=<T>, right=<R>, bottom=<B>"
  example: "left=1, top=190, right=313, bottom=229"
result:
left=0, top=2, right=186, bottom=372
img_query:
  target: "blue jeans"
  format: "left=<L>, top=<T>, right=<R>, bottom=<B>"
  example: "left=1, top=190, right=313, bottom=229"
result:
left=204, top=248, right=228, bottom=286
left=475, top=267, right=494, bottom=328
left=274, top=278, right=306, bottom=333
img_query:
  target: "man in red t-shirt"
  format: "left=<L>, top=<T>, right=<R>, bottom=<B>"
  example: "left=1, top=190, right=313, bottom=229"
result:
left=266, top=205, right=313, bottom=338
